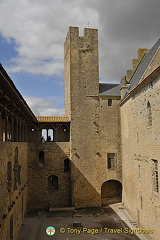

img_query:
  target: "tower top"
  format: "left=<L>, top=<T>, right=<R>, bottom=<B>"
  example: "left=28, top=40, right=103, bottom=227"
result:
left=65, top=26, right=98, bottom=44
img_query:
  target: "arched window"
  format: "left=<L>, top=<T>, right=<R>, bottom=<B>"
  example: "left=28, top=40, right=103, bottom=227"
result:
left=48, top=129, right=54, bottom=141
left=41, top=129, right=54, bottom=142
left=147, top=101, right=152, bottom=126
left=48, top=175, right=58, bottom=190
left=39, top=151, right=44, bottom=167
left=64, top=159, right=70, bottom=172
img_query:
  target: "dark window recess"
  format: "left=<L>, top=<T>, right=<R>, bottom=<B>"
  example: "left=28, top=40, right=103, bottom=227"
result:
left=64, top=159, right=70, bottom=172
left=152, top=159, right=159, bottom=193
left=147, top=101, right=152, bottom=126
left=39, top=151, right=44, bottom=167
left=48, top=175, right=58, bottom=190
left=108, top=99, right=112, bottom=106
left=107, top=153, right=115, bottom=169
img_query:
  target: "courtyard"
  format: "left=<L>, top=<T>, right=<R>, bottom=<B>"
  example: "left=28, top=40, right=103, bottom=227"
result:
left=17, top=203, right=149, bottom=240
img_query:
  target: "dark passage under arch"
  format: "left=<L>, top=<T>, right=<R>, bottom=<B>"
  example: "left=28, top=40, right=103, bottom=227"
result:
left=101, top=180, right=122, bottom=206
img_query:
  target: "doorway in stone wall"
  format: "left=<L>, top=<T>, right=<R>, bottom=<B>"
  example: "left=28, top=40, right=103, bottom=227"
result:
left=101, top=180, right=122, bottom=206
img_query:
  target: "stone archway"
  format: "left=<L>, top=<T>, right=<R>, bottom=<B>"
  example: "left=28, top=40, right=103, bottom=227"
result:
left=101, top=180, right=122, bottom=206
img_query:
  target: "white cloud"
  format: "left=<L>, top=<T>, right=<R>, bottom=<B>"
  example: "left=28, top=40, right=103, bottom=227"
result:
left=0, top=0, right=159, bottom=83
left=24, top=96, right=65, bottom=116
left=0, top=0, right=99, bottom=76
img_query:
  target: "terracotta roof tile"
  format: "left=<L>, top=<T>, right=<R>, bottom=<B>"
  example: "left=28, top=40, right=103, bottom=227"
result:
left=36, top=116, right=70, bottom=122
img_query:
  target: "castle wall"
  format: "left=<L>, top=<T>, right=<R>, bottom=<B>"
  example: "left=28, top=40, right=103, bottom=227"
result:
left=28, top=142, right=71, bottom=211
left=64, top=27, right=101, bottom=207
left=98, top=96, right=122, bottom=206
left=99, top=96, right=122, bottom=183
left=64, top=27, right=122, bottom=207
left=121, top=75, right=160, bottom=240
left=0, top=143, right=28, bottom=240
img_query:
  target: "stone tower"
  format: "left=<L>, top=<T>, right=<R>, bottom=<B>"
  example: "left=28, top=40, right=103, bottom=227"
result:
left=64, top=27, right=101, bottom=207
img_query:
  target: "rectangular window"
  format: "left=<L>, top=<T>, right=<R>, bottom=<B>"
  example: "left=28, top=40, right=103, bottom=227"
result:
left=152, top=159, right=159, bottom=193
left=107, top=153, right=115, bottom=169
left=108, top=99, right=112, bottom=106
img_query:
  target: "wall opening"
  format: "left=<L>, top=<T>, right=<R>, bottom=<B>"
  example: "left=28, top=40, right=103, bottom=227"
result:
left=48, top=175, right=58, bottom=191
left=101, top=180, right=122, bottom=206
left=41, top=129, right=54, bottom=142
left=64, top=159, right=70, bottom=172
left=147, top=101, right=152, bottom=126
left=152, top=159, right=159, bottom=194
left=107, top=153, right=115, bottom=169
left=39, top=151, right=45, bottom=167
left=108, top=99, right=112, bottom=106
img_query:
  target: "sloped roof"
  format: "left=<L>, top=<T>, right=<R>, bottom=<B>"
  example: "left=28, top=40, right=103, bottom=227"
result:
left=99, top=83, right=121, bottom=96
left=120, top=66, right=160, bottom=106
left=36, top=116, right=70, bottom=122
left=127, top=39, right=160, bottom=93
left=0, top=63, right=37, bottom=122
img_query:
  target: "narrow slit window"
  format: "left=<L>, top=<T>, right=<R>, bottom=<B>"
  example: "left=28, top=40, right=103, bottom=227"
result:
left=64, top=159, right=70, bottom=172
left=152, top=159, right=159, bottom=193
left=107, top=153, right=115, bottom=169
left=39, top=151, right=44, bottom=167
left=147, top=101, right=152, bottom=126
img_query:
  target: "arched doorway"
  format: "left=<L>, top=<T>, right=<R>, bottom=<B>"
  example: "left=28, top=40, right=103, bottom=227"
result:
left=101, top=180, right=122, bottom=206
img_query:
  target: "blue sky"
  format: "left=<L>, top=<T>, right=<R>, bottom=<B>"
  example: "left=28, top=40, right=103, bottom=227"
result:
left=0, top=33, right=65, bottom=116
left=0, top=0, right=159, bottom=116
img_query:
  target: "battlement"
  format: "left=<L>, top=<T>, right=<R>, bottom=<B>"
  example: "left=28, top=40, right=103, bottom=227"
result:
left=64, top=26, right=99, bottom=117
left=65, top=26, right=98, bottom=45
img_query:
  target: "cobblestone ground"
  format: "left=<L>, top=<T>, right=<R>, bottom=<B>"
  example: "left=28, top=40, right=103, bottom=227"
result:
left=18, top=207, right=140, bottom=240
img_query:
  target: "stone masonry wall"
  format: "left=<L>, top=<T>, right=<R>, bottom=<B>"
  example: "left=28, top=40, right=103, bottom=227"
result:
left=99, top=96, right=122, bottom=183
left=64, top=27, right=101, bottom=207
left=64, top=27, right=122, bottom=207
left=28, top=142, right=71, bottom=212
left=0, top=143, right=28, bottom=240
left=121, top=76, right=160, bottom=240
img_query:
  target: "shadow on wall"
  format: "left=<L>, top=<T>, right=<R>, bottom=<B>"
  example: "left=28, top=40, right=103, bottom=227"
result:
left=69, top=163, right=123, bottom=208
left=27, top=142, right=122, bottom=211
